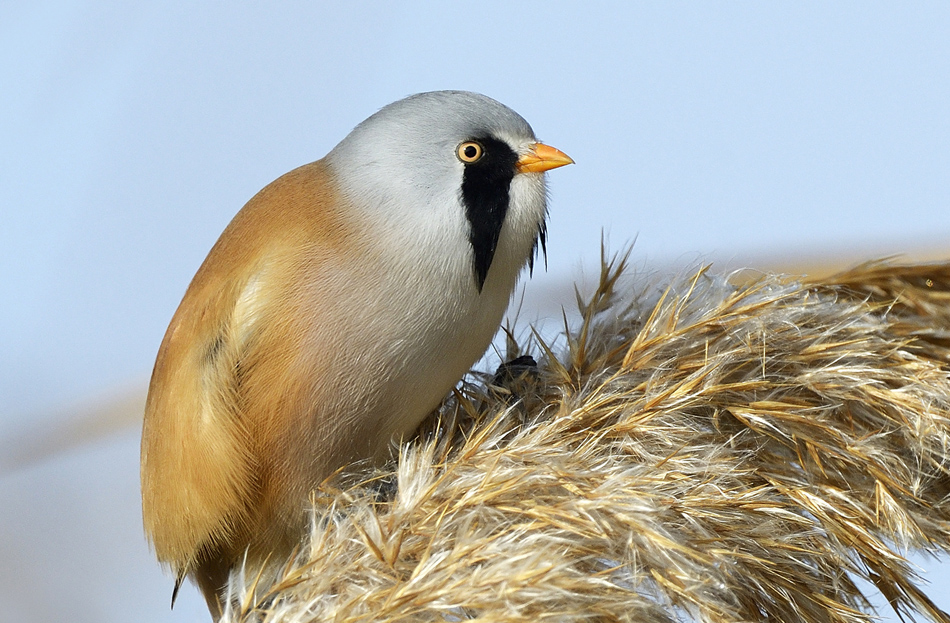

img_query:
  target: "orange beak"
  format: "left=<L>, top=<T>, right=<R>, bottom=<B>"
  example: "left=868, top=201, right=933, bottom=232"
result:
left=516, top=142, right=574, bottom=174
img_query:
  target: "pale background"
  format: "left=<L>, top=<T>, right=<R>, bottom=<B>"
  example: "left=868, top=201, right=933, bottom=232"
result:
left=2, top=2, right=949, bottom=622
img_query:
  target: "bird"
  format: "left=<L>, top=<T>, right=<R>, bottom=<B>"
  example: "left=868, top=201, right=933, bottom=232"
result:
left=139, top=90, right=573, bottom=619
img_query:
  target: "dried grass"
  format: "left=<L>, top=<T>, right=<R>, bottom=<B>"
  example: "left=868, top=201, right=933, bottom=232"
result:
left=222, top=250, right=950, bottom=623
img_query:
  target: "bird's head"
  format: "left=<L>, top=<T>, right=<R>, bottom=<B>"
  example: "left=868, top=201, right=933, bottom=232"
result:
left=326, top=90, right=572, bottom=292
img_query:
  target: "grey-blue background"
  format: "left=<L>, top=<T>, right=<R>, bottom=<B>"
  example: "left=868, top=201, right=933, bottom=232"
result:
left=2, top=3, right=948, bottom=621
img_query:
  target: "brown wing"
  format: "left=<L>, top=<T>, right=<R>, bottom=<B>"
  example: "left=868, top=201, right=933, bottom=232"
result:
left=139, top=160, right=352, bottom=575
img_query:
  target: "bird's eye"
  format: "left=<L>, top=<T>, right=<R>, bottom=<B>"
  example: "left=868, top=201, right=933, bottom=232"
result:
left=457, top=141, right=484, bottom=163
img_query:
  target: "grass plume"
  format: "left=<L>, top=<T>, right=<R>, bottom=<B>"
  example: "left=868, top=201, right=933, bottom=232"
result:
left=222, top=252, right=950, bottom=623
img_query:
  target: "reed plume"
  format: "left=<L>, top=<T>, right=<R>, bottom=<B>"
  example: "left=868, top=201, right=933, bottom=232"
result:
left=222, top=250, right=950, bottom=623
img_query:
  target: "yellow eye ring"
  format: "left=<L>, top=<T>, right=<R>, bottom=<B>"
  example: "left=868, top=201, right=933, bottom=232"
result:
left=457, top=141, right=484, bottom=163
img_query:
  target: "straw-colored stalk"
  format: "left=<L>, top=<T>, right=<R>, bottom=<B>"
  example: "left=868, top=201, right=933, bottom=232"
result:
left=222, top=249, right=950, bottom=623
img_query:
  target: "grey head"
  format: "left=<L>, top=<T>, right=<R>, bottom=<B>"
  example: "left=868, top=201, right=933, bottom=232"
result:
left=326, top=90, right=549, bottom=292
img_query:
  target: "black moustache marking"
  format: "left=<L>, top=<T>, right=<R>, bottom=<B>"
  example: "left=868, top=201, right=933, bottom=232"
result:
left=460, top=135, right=519, bottom=292
left=528, top=221, right=547, bottom=277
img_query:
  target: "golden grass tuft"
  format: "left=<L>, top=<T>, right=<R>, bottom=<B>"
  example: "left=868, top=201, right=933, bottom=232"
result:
left=223, top=250, right=950, bottom=623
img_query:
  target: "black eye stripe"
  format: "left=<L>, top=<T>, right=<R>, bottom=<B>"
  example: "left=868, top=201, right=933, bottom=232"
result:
left=459, top=136, right=519, bottom=292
